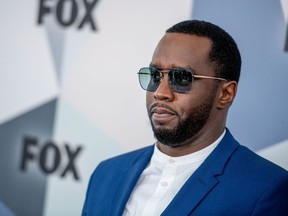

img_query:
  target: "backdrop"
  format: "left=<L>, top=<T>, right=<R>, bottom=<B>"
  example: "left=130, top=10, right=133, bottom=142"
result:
left=0, top=0, right=287, bottom=215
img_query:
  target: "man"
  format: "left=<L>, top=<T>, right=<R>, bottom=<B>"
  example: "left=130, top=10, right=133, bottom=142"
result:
left=82, top=20, right=288, bottom=215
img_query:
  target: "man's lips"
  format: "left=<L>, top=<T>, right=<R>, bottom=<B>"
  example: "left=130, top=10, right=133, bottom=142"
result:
left=150, top=104, right=177, bottom=122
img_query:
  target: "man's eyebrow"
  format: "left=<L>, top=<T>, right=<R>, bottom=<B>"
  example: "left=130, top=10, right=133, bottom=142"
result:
left=148, top=64, right=195, bottom=72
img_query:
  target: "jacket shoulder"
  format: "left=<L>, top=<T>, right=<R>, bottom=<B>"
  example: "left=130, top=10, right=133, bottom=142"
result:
left=235, top=145, right=288, bottom=179
left=94, top=145, right=154, bottom=173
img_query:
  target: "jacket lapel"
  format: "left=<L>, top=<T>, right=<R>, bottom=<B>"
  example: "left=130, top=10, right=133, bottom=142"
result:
left=112, top=146, right=154, bottom=216
left=162, top=129, right=239, bottom=216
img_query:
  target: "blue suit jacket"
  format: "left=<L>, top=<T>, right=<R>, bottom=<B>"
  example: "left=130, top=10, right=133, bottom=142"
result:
left=82, top=130, right=288, bottom=215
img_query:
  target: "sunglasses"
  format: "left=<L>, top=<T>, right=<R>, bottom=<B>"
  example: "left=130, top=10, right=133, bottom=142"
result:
left=138, top=67, right=227, bottom=93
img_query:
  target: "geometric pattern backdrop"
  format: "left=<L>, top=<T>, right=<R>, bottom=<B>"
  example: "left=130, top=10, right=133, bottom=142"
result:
left=0, top=0, right=287, bottom=215
left=193, top=0, right=288, bottom=150
left=0, top=99, right=56, bottom=216
left=0, top=1, right=191, bottom=215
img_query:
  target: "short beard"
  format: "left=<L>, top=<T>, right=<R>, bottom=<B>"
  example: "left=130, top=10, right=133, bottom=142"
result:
left=150, top=88, right=217, bottom=148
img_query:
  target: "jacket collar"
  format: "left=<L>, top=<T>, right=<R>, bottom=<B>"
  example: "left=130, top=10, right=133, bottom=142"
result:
left=112, top=146, right=154, bottom=216
left=162, top=129, right=239, bottom=215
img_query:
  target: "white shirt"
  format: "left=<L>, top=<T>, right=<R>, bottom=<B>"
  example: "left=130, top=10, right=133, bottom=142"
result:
left=123, top=130, right=226, bottom=216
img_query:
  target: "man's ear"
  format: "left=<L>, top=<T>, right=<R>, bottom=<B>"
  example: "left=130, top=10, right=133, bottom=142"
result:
left=217, top=81, right=237, bottom=109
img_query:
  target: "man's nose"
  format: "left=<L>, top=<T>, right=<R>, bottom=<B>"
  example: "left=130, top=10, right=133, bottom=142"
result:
left=153, top=74, right=175, bottom=101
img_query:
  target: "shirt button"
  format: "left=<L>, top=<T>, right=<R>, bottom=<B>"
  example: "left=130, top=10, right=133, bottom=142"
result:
left=161, top=181, right=168, bottom=187
left=168, top=159, right=175, bottom=164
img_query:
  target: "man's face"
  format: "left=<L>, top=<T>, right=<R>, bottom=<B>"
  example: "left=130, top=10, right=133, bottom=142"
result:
left=146, top=33, right=219, bottom=147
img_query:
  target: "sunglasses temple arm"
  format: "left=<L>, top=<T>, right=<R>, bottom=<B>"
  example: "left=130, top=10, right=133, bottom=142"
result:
left=193, top=75, right=227, bottom=82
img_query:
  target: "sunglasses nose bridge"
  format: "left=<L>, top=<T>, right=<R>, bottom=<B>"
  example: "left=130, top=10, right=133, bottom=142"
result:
left=155, top=71, right=175, bottom=93
left=158, top=71, right=171, bottom=86
left=159, top=70, right=170, bottom=80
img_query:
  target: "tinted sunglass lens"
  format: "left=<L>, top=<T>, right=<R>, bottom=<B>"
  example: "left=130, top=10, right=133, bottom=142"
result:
left=138, top=68, right=161, bottom=91
left=169, top=69, right=192, bottom=93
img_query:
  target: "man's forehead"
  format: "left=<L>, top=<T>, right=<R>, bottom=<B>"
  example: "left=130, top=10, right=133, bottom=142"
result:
left=151, top=33, right=212, bottom=67
left=155, top=33, right=212, bottom=54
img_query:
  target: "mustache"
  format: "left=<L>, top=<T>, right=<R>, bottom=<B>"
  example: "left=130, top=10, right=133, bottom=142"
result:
left=149, top=103, right=178, bottom=116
